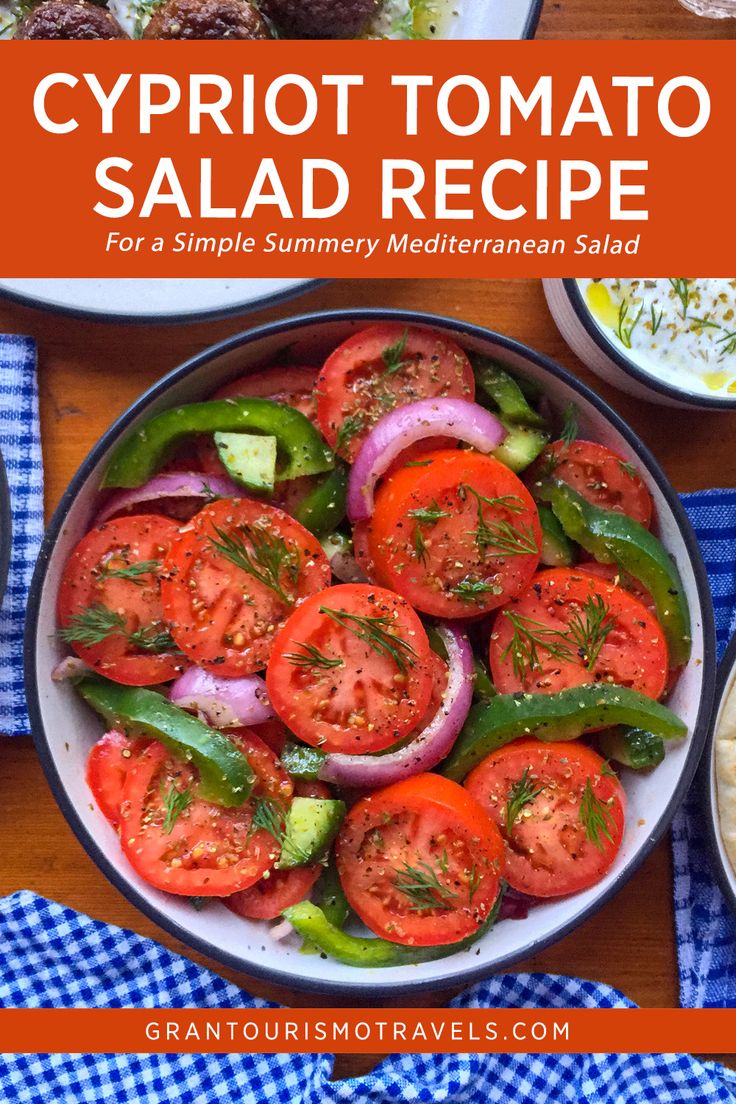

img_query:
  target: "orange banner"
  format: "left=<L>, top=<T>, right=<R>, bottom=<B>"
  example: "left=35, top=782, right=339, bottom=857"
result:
left=0, top=41, right=732, bottom=277
left=0, top=1008, right=735, bottom=1054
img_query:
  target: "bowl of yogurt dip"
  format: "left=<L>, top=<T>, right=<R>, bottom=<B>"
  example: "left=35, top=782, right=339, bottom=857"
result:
left=543, top=278, right=736, bottom=410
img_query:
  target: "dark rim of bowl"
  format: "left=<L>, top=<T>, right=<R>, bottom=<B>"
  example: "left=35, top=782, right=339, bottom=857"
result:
left=561, top=278, right=736, bottom=411
left=24, top=307, right=717, bottom=996
left=0, top=279, right=329, bottom=327
left=702, top=633, right=736, bottom=916
left=0, top=448, right=12, bottom=610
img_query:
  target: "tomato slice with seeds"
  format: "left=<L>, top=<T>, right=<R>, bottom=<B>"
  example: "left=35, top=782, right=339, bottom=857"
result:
left=160, top=498, right=331, bottom=678
left=214, top=366, right=319, bottom=424
left=120, top=729, right=290, bottom=897
left=86, top=730, right=140, bottom=827
left=464, top=739, right=625, bottom=898
left=266, top=583, right=434, bottom=754
left=316, top=325, right=475, bottom=462
left=576, top=561, right=657, bottom=616
left=57, top=515, right=183, bottom=686
left=225, top=865, right=322, bottom=920
left=368, top=450, right=542, bottom=619
left=335, top=774, right=504, bottom=946
left=529, top=440, right=653, bottom=528
left=489, top=567, right=668, bottom=698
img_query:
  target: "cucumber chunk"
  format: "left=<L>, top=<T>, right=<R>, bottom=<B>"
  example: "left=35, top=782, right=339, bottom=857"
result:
left=596, top=727, right=665, bottom=770
left=494, top=422, right=549, bottom=473
left=214, top=432, right=277, bottom=494
left=277, top=796, right=346, bottom=869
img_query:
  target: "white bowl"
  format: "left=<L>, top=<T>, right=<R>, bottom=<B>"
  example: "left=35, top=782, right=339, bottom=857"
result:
left=706, top=636, right=736, bottom=912
left=25, top=308, right=716, bottom=996
left=543, top=278, right=736, bottom=411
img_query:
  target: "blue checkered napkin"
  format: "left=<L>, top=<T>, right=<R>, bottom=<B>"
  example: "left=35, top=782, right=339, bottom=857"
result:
left=0, top=334, right=43, bottom=736
left=0, top=891, right=733, bottom=1103
left=674, top=491, right=736, bottom=1009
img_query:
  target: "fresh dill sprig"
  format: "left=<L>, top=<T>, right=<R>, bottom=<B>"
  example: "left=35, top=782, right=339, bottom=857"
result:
left=393, top=858, right=459, bottom=912
left=251, top=797, right=286, bottom=844
left=458, top=485, right=536, bottom=558
left=500, top=610, right=575, bottom=682
left=505, top=767, right=544, bottom=834
left=668, top=278, right=691, bottom=319
left=560, top=402, right=579, bottom=447
left=615, top=299, right=644, bottom=350
left=381, top=329, right=411, bottom=377
left=335, top=412, right=366, bottom=453
left=579, top=778, right=615, bottom=852
left=649, top=305, right=663, bottom=336
left=209, top=523, right=298, bottom=606
left=98, top=559, right=162, bottom=586
left=283, top=641, right=344, bottom=671
left=319, top=605, right=417, bottom=674
left=408, top=499, right=450, bottom=565
left=59, top=604, right=126, bottom=647
left=59, top=603, right=177, bottom=655
left=564, top=593, right=615, bottom=672
left=618, top=460, right=637, bottom=478
left=467, top=864, right=482, bottom=903
left=450, top=578, right=501, bottom=603
left=161, top=783, right=192, bottom=834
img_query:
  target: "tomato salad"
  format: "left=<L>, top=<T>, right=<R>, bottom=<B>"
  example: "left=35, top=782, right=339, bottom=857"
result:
left=54, top=324, right=690, bottom=968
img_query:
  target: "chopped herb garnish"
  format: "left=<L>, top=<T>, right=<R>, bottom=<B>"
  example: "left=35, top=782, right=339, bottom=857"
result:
left=579, top=778, right=615, bottom=851
left=500, top=610, right=575, bottom=682
left=450, top=578, right=501, bottom=603
left=251, top=797, right=287, bottom=844
left=209, top=523, right=298, bottom=606
left=668, top=278, right=691, bottom=320
left=59, top=603, right=177, bottom=655
left=393, top=859, right=459, bottom=911
left=467, top=864, right=482, bottom=902
left=458, top=484, right=536, bottom=559
left=650, top=305, right=663, bottom=336
left=565, top=593, right=615, bottom=671
left=615, top=299, right=644, bottom=350
left=283, top=641, right=344, bottom=671
left=505, top=767, right=544, bottom=834
left=319, top=605, right=417, bottom=674
left=335, top=412, right=366, bottom=453
left=408, top=499, right=450, bottom=565
left=381, top=329, right=411, bottom=377
left=618, top=460, right=637, bottom=479
left=98, top=558, right=162, bottom=586
left=161, top=782, right=192, bottom=834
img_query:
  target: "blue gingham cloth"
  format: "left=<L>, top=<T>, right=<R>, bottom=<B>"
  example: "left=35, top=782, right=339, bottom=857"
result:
left=0, top=891, right=734, bottom=1104
left=675, top=491, right=736, bottom=1008
left=0, top=334, right=43, bottom=736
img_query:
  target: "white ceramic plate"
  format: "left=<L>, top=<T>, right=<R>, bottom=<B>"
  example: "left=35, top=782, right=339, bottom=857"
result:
left=25, top=308, right=715, bottom=995
left=0, top=278, right=327, bottom=325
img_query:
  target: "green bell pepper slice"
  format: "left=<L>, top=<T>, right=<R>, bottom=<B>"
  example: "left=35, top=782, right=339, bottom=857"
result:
left=549, top=482, right=692, bottom=667
left=280, top=740, right=326, bottom=780
left=300, top=857, right=350, bottom=956
left=442, top=683, right=687, bottom=782
left=472, top=356, right=545, bottom=428
left=293, top=463, right=348, bottom=537
left=473, top=656, right=497, bottom=702
left=283, top=896, right=499, bottom=968
left=103, top=398, right=334, bottom=489
left=77, top=677, right=254, bottom=807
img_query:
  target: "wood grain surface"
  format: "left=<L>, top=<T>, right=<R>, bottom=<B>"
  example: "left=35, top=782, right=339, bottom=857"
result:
left=1, top=0, right=736, bottom=1072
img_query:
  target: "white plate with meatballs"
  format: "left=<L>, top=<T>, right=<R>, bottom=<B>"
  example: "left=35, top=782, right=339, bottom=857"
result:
left=2, top=0, right=540, bottom=41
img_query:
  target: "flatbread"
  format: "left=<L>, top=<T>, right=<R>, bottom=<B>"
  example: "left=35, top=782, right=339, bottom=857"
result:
left=715, top=677, right=736, bottom=873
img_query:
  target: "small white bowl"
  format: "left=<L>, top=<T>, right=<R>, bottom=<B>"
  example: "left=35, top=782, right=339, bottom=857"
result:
left=543, top=278, right=736, bottom=411
left=25, top=308, right=716, bottom=996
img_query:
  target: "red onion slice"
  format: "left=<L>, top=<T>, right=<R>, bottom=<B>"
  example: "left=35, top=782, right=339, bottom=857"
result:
left=95, top=472, right=243, bottom=525
left=170, top=667, right=273, bottom=729
left=52, top=656, right=92, bottom=682
left=318, top=623, right=473, bottom=789
left=346, top=398, right=507, bottom=523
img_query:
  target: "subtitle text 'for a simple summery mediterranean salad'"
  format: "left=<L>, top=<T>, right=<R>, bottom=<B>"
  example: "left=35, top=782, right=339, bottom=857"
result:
left=53, top=323, right=691, bottom=967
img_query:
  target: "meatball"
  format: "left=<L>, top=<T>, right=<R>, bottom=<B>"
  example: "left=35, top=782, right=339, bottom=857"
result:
left=16, top=0, right=126, bottom=37
left=259, top=0, right=377, bottom=37
left=143, top=0, right=271, bottom=37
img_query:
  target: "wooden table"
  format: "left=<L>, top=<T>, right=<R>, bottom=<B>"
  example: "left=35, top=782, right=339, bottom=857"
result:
left=2, top=0, right=736, bottom=1074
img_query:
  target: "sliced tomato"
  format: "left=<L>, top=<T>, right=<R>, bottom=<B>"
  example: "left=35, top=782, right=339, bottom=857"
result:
left=225, top=865, right=321, bottom=920
left=57, top=515, right=184, bottom=686
left=489, top=567, right=668, bottom=698
left=229, top=728, right=294, bottom=803
left=335, top=774, right=504, bottom=946
left=120, top=730, right=289, bottom=897
left=529, top=440, right=653, bottom=527
left=316, top=325, right=475, bottom=462
left=214, top=366, right=318, bottom=424
left=368, top=450, right=541, bottom=619
left=576, top=561, right=657, bottom=616
left=160, top=498, right=331, bottom=678
left=266, top=583, right=434, bottom=754
left=464, top=739, right=625, bottom=898
left=86, top=730, right=140, bottom=827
